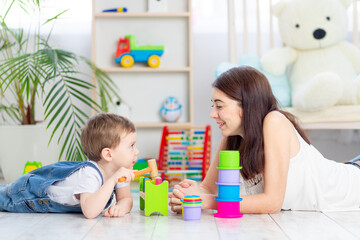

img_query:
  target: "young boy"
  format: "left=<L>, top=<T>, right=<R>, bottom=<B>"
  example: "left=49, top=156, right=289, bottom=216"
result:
left=0, top=113, right=138, bottom=219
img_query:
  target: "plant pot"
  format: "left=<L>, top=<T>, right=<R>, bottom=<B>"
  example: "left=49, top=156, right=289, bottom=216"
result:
left=0, top=125, right=61, bottom=183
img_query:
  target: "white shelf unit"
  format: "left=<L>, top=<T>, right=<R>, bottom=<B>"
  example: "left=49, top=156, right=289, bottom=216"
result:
left=91, top=0, right=193, bottom=128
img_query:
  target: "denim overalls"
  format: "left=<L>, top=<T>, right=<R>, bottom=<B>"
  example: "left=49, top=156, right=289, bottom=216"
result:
left=0, top=161, right=113, bottom=213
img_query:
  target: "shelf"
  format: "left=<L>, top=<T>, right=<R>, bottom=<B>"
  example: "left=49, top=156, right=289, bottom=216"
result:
left=285, top=105, right=360, bottom=130
left=92, top=0, right=194, bottom=136
left=135, top=122, right=193, bottom=128
left=94, top=12, right=190, bottom=18
left=299, top=122, right=360, bottom=130
left=101, top=67, right=191, bottom=73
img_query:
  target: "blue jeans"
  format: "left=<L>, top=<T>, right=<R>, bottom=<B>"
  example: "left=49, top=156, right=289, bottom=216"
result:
left=0, top=161, right=113, bottom=213
left=345, top=155, right=360, bottom=170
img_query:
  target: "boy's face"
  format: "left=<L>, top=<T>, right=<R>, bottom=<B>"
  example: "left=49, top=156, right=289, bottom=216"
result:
left=111, top=131, right=139, bottom=169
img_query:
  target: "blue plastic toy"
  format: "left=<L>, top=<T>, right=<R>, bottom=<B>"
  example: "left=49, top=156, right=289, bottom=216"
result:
left=160, top=96, right=182, bottom=122
left=103, top=8, right=127, bottom=12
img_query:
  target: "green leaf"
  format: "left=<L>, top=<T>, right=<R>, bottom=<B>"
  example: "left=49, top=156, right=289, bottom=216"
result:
left=43, top=9, right=69, bottom=25
left=44, top=89, right=66, bottom=116
left=46, top=98, right=68, bottom=128
left=58, top=122, right=75, bottom=161
left=49, top=105, right=71, bottom=144
left=57, top=114, right=73, bottom=144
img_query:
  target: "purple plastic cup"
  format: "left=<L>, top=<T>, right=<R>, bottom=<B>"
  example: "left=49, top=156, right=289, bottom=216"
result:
left=218, top=169, right=240, bottom=184
left=182, top=204, right=202, bottom=221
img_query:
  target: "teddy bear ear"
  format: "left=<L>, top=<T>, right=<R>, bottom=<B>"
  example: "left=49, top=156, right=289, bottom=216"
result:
left=271, top=0, right=288, bottom=18
left=338, top=0, right=351, bottom=8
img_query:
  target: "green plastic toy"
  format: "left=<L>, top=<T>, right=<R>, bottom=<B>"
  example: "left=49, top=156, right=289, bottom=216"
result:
left=23, top=161, right=42, bottom=174
left=139, top=176, right=169, bottom=216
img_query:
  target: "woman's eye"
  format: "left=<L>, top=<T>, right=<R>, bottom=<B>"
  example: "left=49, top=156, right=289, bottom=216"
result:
left=216, top=106, right=223, bottom=109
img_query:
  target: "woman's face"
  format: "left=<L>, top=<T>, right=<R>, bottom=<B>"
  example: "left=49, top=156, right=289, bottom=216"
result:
left=210, top=88, right=244, bottom=137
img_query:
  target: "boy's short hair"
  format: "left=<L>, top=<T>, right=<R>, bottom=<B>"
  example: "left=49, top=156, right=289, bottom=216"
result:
left=80, top=113, right=135, bottom=161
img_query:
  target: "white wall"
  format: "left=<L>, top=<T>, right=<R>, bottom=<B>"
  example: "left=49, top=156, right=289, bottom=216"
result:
left=31, top=29, right=360, bottom=162
left=3, top=12, right=359, bottom=163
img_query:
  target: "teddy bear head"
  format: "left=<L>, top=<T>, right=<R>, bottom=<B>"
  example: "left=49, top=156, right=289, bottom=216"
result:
left=273, top=0, right=351, bottom=50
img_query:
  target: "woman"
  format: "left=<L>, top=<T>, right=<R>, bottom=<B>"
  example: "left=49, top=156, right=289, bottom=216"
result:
left=169, top=66, right=360, bottom=213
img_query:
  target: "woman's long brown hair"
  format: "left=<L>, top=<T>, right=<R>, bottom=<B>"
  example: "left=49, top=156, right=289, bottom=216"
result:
left=212, top=66, right=310, bottom=180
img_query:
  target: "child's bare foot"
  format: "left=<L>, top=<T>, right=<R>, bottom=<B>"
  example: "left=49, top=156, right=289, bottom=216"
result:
left=345, top=160, right=360, bottom=168
left=353, top=160, right=360, bottom=167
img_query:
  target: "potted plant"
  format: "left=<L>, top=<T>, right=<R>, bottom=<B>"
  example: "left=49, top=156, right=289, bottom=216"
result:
left=0, top=0, right=120, bottom=182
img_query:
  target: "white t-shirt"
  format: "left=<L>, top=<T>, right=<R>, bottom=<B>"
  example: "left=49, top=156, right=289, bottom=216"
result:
left=46, top=161, right=128, bottom=206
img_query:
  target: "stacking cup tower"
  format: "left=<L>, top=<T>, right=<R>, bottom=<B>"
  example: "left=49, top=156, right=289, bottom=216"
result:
left=181, top=195, right=203, bottom=221
left=214, top=150, right=243, bottom=218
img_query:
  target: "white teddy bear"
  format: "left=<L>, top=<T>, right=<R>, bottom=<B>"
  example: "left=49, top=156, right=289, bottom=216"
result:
left=261, top=0, right=360, bottom=111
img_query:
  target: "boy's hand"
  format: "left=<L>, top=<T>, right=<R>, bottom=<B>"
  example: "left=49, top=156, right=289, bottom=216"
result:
left=113, top=167, right=135, bottom=185
left=104, top=205, right=128, bottom=217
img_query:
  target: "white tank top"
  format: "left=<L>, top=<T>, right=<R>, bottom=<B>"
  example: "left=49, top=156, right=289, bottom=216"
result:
left=240, top=130, right=360, bottom=211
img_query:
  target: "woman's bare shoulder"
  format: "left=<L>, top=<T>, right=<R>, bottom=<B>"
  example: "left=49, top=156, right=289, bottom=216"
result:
left=264, top=111, right=292, bottom=127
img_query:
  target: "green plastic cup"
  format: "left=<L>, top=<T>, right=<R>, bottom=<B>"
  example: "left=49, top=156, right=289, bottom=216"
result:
left=217, top=151, right=242, bottom=170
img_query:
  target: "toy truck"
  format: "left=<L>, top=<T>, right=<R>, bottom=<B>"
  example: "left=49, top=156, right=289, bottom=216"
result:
left=115, top=35, right=164, bottom=68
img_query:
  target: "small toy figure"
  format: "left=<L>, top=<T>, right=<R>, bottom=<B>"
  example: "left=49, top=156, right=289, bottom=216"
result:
left=23, top=161, right=42, bottom=174
left=115, top=35, right=164, bottom=68
left=102, top=7, right=127, bottom=12
left=160, top=96, right=182, bottom=122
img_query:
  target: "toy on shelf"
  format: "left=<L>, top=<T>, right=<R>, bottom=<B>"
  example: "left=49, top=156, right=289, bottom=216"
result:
left=115, top=35, right=164, bottom=68
left=23, top=161, right=42, bottom=174
left=139, top=176, right=169, bottom=216
left=148, top=0, right=168, bottom=12
left=160, top=96, right=182, bottom=122
left=181, top=195, right=203, bottom=221
left=214, top=151, right=243, bottom=218
left=102, top=7, right=127, bottom=12
left=158, top=125, right=211, bottom=184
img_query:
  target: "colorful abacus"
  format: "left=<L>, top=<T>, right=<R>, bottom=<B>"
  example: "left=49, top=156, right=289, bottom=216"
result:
left=158, top=125, right=211, bottom=182
left=214, top=150, right=243, bottom=218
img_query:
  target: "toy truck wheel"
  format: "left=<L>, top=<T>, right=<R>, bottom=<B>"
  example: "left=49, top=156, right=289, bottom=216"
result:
left=148, top=55, right=161, bottom=68
left=121, top=55, right=134, bottom=68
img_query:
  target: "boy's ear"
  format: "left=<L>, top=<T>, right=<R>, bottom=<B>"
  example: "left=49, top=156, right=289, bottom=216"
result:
left=101, top=148, right=112, bottom=162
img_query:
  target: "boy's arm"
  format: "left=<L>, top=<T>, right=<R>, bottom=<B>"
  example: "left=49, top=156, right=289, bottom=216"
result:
left=104, top=186, right=133, bottom=217
left=79, top=178, right=118, bottom=219
left=79, top=167, right=133, bottom=219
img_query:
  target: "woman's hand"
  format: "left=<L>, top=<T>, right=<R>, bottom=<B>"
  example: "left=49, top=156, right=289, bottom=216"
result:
left=168, top=179, right=202, bottom=213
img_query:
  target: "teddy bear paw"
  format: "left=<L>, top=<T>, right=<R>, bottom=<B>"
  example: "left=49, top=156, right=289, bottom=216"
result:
left=292, top=73, right=343, bottom=111
left=356, top=76, right=360, bottom=105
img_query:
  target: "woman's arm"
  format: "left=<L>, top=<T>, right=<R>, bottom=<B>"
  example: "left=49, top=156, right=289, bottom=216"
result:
left=169, top=138, right=227, bottom=212
left=240, top=111, right=298, bottom=213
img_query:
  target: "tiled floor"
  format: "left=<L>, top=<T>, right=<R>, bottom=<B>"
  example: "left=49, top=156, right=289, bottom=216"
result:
left=0, top=183, right=359, bottom=240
